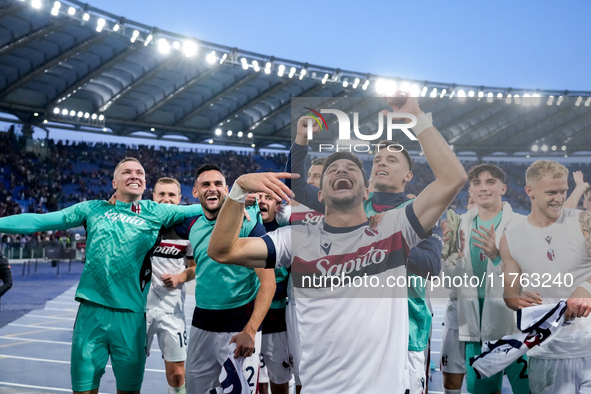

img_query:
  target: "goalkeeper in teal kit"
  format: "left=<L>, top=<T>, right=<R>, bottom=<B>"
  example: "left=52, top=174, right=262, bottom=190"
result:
left=0, top=158, right=203, bottom=394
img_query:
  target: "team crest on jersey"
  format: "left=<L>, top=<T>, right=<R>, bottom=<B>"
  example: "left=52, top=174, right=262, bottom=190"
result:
left=547, top=249, right=556, bottom=261
left=479, top=251, right=487, bottom=262
left=131, top=201, right=141, bottom=214
left=365, top=228, right=379, bottom=236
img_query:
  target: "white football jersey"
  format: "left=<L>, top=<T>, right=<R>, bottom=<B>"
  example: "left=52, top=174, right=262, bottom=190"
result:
left=263, top=204, right=425, bottom=393
left=147, top=227, right=193, bottom=314
left=505, top=208, right=591, bottom=359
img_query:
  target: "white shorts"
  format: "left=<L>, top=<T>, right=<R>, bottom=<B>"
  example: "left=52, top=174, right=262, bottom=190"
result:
left=259, top=353, right=269, bottom=384
left=440, top=323, right=466, bottom=374
left=408, top=350, right=426, bottom=394
left=146, top=309, right=187, bottom=362
left=261, top=331, right=292, bottom=384
left=286, top=300, right=301, bottom=386
left=186, top=326, right=261, bottom=394
left=529, top=355, right=591, bottom=394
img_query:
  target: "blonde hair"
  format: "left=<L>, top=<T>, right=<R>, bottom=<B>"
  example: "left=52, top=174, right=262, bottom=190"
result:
left=113, top=157, right=142, bottom=178
left=154, top=177, right=181, bottom=194
left=525, top=160, right=569, bottom=184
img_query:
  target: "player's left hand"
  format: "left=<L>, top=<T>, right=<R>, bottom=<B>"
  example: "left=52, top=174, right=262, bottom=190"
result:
left=566, top=286, right=591, bottom=320
left=161, top=273, right=181, bottom=288
left=236, top=172, right=298, bottom=202
left=472, top=224, right=499, bottom=261
left=384, top=91, right=423, bottom=117
left=230, top=330, right=256, bottom=358
left=368, top=212, right=385, bottom=231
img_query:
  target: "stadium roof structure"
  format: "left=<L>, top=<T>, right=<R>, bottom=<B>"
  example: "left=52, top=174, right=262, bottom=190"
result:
left=1, top=0, right=590, bottom=156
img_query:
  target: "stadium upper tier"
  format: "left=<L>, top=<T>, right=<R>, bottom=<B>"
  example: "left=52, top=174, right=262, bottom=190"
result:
left=0, top=0, right=590, bottom=156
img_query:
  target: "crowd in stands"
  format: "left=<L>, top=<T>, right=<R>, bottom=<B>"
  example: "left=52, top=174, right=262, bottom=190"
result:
left=1, top=129, right=590, bottom=252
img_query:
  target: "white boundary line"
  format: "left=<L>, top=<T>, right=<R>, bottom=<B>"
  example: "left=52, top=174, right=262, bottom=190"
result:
left=0, top=381, right=111, bottom=393
left=0, top=354, right=165, bottom=373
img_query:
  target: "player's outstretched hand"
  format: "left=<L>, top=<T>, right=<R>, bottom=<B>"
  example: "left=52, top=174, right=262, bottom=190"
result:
left=296, top=115, right=321, bottom=145
left=566, top=286, right=591, bottom=320
left=384, top=91, right=423, bottom=117
left=229, top=330, right=256, bottom=358
left=518, top=291, right=543, bottom=309
left=573, top=171, right=590, bottom=190
left=236, top=172, right=298, bottom=202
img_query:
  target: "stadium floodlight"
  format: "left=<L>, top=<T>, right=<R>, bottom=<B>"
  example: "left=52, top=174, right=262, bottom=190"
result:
left=77, top=111, right=83, bottom=117
left=575, top=96, right=582, bottom=107
left=103, top=127, right=108, bottom=132
left=362, top=80, right=369, bottom=90
left=468, top=90, right=475, bottom=97
left=430, top=88, right=438, bottom=98
left=564, top=154, right=568, bottom=158
left=98, top=115, right=104, bottom=121
left=277, top=64, right=286, bottom=77
left=158, top=38, right=170, bottom=54
left=220, top=53, right=228, bottom=64
left=180, top=40, right=199, bottom=57
left=300, top=68, right=307, bottom=79
left=478, top=91, right=484, bottom=98
left=526, top=155, right=531, bottom=159
left=241, top=58, right=249, bottom=70
left=288, top=67, right=296, bottom=78
left=251, top=144, right=256, bottom=148
left=172, top=41, right=181, bottom=50
left=238, top=131, right=243, bottom=137
left=113, top=23, right=120, bottom=32
left=420, top=86, right=427, bottom=97
left=505, top=94, right=512, bottom=104
left=53, top=107, right=60, bottom=114
left=215, top=128, right=222, bottom=136
left=532, top=93, right=541, bottom=105
left=51, top=2, right=60, bottom=16
left=497, top=92, right=503, bottom=99
left=91, top=114, right=97, bottom=120
left=227, top=130, right=232, bottom=136
left=43, top=119, right=48, bottom=123
left=247, top=132, right=253, bottom=138
left=514, top=94, right=521, bottom=104
left=69, top=110, right=75, bottom=116
left=586, top=97, right=591, bottom=107
left=556, top=96, right=563, bottom=106
left=561, top=145, right=567, bottom=151
left=67, top=6, right=75, bottom=15
left=385, top=80, right=397, bottom=96
left=541, top=144, right=548, bottom=152
left=252, top=60, right=260, bottom=72
left=551, top=145, right=557, bottom=151
left=96, top=18, right=105, bottom=32
left=487, top=92, right=494, bottom=103
left=531, top=144, right=539, bottom=152
left=547, top=96, right=554, bottom=106
left=457, top=90, right=466, bottom=98
left=439, top=88, right=447, bottom=98
left=353, top=78, right=360, bottom=89
left=209, top=139, right=213, bottom=144
left=264, top=62, right=272, bottom=74
left=342, top=79, right=349, bottom=88
left=144, top=35, right=153, bottom=46
left=32, top=0, right=42, bottom=9
left=322, top=73, right=329, bottom=84
left=82, top=12, right=89, bottom=21
left=131, top=30, right=139, bottom=43
left=34, top=112, right=38, bottom=116
left=61, top=109, right=68, bottom=115
left=150, top=128, right=155, bottom=132
left=84, top=112, right=90, bottom=119
left=206, top=51, right=217, bottom=64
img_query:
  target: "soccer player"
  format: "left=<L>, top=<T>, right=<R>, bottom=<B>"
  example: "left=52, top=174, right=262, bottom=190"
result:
left=257, top=192, right=291, bottom=394
left=0, top=157, right=203, bottom=394
left=176, top=163, right=275, bottom=394
left=207, top=94, right=467, bottom=392
left=442, top=164, right=528, bottom=394
left=288, top=112, right=443, bottom=393
left=501, top=160, right=591, bottom=394
left=147, top=177, right=196, bottom=394
left=565, top=170, right=590, bottom=210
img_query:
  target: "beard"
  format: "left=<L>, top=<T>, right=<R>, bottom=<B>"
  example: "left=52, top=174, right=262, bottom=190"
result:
left=324, top=183, right=365, bottom=213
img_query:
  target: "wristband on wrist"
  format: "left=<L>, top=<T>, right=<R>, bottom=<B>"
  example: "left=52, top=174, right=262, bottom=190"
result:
left=578, top=281, right=591, bottom=295
left=228, top=182, right=248, bottom=204
left=412, top=112, right=433, bottom=136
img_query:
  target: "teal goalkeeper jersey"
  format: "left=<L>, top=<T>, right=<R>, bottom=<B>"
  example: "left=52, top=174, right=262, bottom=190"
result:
left=180, top=205, right=264, bottom=310
left=0, top=200, right=202, bottom=312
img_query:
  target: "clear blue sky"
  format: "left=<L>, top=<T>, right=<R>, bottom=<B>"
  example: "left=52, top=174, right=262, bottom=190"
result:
left=92, top=0, right=591, bottom=92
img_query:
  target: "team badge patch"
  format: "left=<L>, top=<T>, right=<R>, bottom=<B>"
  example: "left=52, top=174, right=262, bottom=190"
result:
left=131, top=201, right=141, bottom=214
left=479, top=251, right=487, bottom=262
left=546, top=249, right=555, bottom=261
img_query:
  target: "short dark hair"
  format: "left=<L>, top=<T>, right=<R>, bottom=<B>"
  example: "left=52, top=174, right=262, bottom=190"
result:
left=467, top=164, right=506, bottom=184
left=320, top=151, right=369, bottom=188
left=311, top=158, right=325, bottom=167
left=375, top=140, right=412, bottom=171
left=196, top=163, right=224, bottom=179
